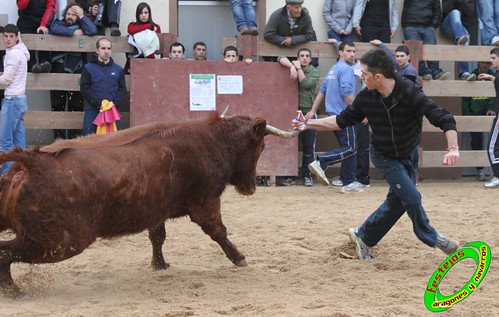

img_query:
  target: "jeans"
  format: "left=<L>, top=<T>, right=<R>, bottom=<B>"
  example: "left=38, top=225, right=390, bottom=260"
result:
left=357, top=146, right=438, bottom=248
left=403, top=26, right=442, bottom=77
left=488, top=116, right=499, bottom=177
left=0, top=96, right=28, bottom=175
left=229, top=0, right=257, bottom=31
left=440, top=9, right=470, bottom=75
left=477, top=0, right=499, bottom=45
left=318, top=125, right=357, bottom=186
left=327, top=29, right=353, bottom=42
left=300, top=121, right=316, bottom=179
left=82, top=108, right=121, bottom=136
left=355, top=122, right=370, bottom=185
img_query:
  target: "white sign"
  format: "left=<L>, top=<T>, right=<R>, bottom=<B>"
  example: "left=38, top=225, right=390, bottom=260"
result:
left=189, top=74, right=216, bottom=111
left=217, top=75, right=243, bottom=94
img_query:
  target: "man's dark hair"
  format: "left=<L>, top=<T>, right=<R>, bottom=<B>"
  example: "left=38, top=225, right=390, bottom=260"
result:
left=395, top=45, right=410, bottom=56
left=63, top=4, right=84, bottom=24
left=193, top=41, right=206, bottom=50
left=360, top=49, right=396, bottom=79
left=170, top=42, right=185, bottom=53
left=338, top=41, right=355, bottom=52
left=490, top=47, right=499, bottom=56
left=3, top=24, right=19, bottom=35
left=297, top=48, right=311, bottom=57
left=223, top=45, right=238, bottom=57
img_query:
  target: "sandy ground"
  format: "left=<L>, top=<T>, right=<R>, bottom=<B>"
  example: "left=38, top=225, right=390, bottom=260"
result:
left=1, top=179, right=498, bottom=317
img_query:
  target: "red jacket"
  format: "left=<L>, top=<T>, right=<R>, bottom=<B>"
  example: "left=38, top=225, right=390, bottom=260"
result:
left=17, top=0, right=56, bottom=28
left=127, top=22, right=161, bottom=35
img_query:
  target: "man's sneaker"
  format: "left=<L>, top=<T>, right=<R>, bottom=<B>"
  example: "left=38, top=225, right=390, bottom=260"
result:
left=110, top=24, right=121, bottom=36
left=422, top=74, right=433, bottom=81
left=348, top=227, right=372, bottom=260
left=353, top=181, right=370, bottom=188
left=308, top=161, right=329, bottom=186
left=281, top=177, right=296, bottom=186
left=485, top=176, right=499, bottom=188
left=460, top=72, right=477, bottom=81
left=492, top=35, right=499, bottom=46
left=457, top=35, right=468, bottom=45
left=303, top=176, right=314, bottom=187
left=435, top=71, right=451, bottom=80
left=476, top=170, right=486, bottom=181
left=331, top=179, right=343, bottom=187
left=436, top=234, right=460, bottom=255
left=341, top=182, right=364, bottom=194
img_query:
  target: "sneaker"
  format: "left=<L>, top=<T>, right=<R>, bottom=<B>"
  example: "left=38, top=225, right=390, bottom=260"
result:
left=281, top=177, right=296, bottom=186
left=308, top=161, right=329, bottom=186
left=32, top=63, right=42, bottom=73
left=353, top=181, right=370, bottom=188
left=341, top=182, right=364, bottom=194
left=492, top=35, right=499, bottom=46
left=435, top=71, right=450, bottom=80
left=240, top=27, right=250, bottom=35
left=40, top=61, right=52, bottom=73
left=457, top=35, right=468, bottom=45
left=303, top=176, right=314, bottom=187
left=348, top=227, right=372, bottom=260
left=249, top=27, right=259, bottom=36
left=435, top=234, right=460, bottom=255
left=460, top=72, right=477, bottom=81
left=331, top=179, right=343, bottom=187
left=422, top=74, right=433, bottom=81
left=110, top=25, right=121, bottom=36
left=476, top=170, right=486, bottom=181
left=485, top=176, right=499, bottom=188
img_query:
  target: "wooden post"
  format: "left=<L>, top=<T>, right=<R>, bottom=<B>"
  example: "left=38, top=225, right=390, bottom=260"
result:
left=236, top=35, right=257, bottom=60
left=404, top=40, right=424, bottom=74
left=159, top=33, right=178, bottom=58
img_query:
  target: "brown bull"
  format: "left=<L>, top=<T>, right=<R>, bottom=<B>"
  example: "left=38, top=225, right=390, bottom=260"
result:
left=0, top=112, right=298, bottom=298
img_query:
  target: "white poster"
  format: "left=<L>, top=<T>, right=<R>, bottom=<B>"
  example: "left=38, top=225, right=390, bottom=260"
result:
left=189, top=74, right=216, bottom=111
left=217, top=75, right=243, bottom=94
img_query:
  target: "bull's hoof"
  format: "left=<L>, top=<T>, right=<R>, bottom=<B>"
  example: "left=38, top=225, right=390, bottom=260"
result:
left=151, top=261, right=170, bottom=271
left=234, top=259, right=248, bottom=267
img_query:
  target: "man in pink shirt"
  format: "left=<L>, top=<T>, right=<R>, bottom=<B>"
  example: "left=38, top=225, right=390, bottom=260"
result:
left=0, top=24, right=30, bottom=174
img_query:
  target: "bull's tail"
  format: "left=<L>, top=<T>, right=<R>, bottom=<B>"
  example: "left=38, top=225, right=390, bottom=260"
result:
left=0, top=147, right=37, bottom=168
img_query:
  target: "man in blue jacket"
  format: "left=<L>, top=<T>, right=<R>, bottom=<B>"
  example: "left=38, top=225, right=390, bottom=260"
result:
left=80, top=38, right=126, bottom=135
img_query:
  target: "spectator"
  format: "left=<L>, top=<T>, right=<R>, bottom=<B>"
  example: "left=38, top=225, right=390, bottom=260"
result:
left=223, top=45, right=252, bottom=64
left=168, top=42, right=185, bottom=60
left=477, top=48, right=499, bottom=188
left=352, top=0, right=399, bottom=43
left=0, top=25, right=5, bottom=102
left=401, top=0, right=451, bottom=81
left=80, top=38, right=126, bottom=135
left=476, top=0, right=499, bottom=46
left=124, top=2, right=161, bottom=74
left=306, top=41, right=362, bottom=194
left=50, top=3, right=97, bottom=140
left=292, top=48, right=461, bottom=260
left=263, top=0, right=315, bottom=62
left=0, top=24, right=30, bottom=175
left=229, top=0, right=258, bottom=35
left=462, top=61, right=496, bottom=181
left=278, top=48, right=320, bottom=186
left=16, top=0, right=57, bottom=73
left=440, top=0, right=479, bottom=81
left=76, top=0, right=122, bottom=36
left=192, top=41, right=207, bottom=60
left=322, top=0, right=355, bottom=42
left=369, top=40, right=419, bottom=82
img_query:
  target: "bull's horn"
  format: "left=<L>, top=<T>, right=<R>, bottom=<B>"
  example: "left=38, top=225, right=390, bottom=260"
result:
left=220, top=105, right=230, bottom=118
left=265, top=124, right=300, bottom=138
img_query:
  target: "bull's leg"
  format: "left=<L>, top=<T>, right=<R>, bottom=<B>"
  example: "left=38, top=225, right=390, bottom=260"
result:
left=148, top=224, right=170, bottom=270
left=0, top=242, right=24, bottom=299
left=190, top=200, right=247, bottom=267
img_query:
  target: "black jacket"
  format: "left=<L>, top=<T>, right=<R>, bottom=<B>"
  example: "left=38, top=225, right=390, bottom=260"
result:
left=401, top=0, right=441, bottom=29
left=337, top=74, right=457, bottom=159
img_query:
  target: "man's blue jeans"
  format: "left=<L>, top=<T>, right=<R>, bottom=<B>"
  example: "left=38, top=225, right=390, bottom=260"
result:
left=477, top=0, right=499, bottom=45
left=229, top=0, right=257, bottom=31
left=403, top=26, right=442, bottom=77
left=318, top=125, right=357, bottom=186
left=440, top=9, right=470, bottom=75
left=0, top=96, right=28, bottom=175
left=357, top=146, right=438, bottom=248
left=327, top=29, right=353, bottom=43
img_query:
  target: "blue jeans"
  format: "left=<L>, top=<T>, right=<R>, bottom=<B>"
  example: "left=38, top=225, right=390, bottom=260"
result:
left=83, top=108, right=121, bottom=136
left=318, top=125, right=357, bottom=186
left=300, top=121, right=316, bottom=179
left=403, top=26, right=442, bottom=77
left=0, top=96, right=28, bottom=175
left=229, top=0, right=257, bottom=31
left=327, top=29, right=353, bottom=42
left=357, top=146, right=438, bottom=248
left=440, top=9, right=470, bottom=75
left=477, top=0, right=499, bottom=45
left=355, top=122, right=370, bottom=185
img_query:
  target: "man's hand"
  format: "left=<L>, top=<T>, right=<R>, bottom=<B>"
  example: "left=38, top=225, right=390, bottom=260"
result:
left=37, top=26, right=49, bottom=34
left=73, top=29, right=83, bottom=36
left=71, top=6, right=85, bottom=19
left=443, top=148, right=460, bottom=166
left=90, top=4, right=99, bottom=16
left=281, top=36, right=293, bottom=47
left=369, top=39, right=382, bottom=46
left=354, top=26, right=362, bottom=37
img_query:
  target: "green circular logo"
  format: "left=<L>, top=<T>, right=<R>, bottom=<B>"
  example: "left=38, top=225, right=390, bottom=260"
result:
left=424, top=241, right=491, bottom=312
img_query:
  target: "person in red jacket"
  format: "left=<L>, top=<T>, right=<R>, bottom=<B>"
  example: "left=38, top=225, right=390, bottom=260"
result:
left=124, top=2, right=161, bottom=74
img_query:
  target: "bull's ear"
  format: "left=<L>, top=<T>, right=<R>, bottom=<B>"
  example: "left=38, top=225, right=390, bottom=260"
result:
left=252, top=118, right=267, bottom=139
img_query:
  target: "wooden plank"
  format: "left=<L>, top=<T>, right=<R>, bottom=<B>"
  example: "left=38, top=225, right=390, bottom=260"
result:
left=423, top=80, right=495, bottom=97
left=25, top=111, right=130, bottom=129
left=0, top=34, right=134, bottom=53
left=421, top=150, right=490, bottom=167
left=423, top=116, right=494, bottom=132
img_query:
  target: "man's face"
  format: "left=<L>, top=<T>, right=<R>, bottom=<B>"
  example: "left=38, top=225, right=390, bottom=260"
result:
left=169, top=45, right=184, bottom=59
left=490, top=54, right=499, bottom=70
left=297, top=50, right=311, bottom=67
left=360, top=64, right=379, bottom=90
left=339, top=45, right=356, bottom=64
left=287, top=4, right=302, bottom=18
left=65, top=7, right=79, bottom=25
left=395, top=51, right=410, bottom=68
left=193, top=45, right=207, bottom=60
left=3, top=32, right=18, bottom=49
left=477, top=61, right=491, bottom=73
left=96, top=40, right=112, bottom=62
left=224, top=50, right=238, bottom=63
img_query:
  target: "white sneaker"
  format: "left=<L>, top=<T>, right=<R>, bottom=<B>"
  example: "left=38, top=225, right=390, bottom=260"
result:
left=353, top=181, right=370, bottom=188
left=308, top=161, right=329, bottom=186
left=492, top=35, right=499, bottom=46
left=341, top=182, right=364, bottom=194
left=331, top=179, right=343, bottom=187
left=485, top=176, right=499, bottom=188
